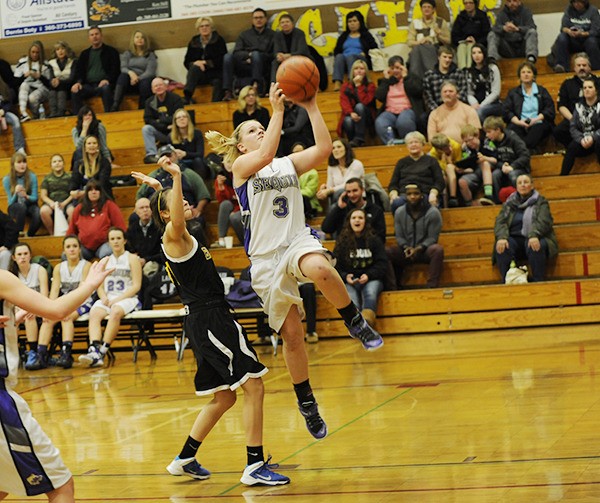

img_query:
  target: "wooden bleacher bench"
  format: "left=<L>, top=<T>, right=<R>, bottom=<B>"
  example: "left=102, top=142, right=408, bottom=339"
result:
left=58, top=303, right=274, bottom=363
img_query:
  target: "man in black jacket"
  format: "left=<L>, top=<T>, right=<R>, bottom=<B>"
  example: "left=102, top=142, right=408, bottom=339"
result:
left=222, top=8, right=274, bottom=100
left=321, top=177, right=387, bottom=243
left=71, top=26, right=120, bottom=114
left=141, top=78, right=185, bottom=163
left=126, top=197, right=162, bottom=270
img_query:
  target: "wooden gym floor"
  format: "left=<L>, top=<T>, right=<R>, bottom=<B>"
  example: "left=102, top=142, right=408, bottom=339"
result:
left=8, top=326, right=600, bottom=502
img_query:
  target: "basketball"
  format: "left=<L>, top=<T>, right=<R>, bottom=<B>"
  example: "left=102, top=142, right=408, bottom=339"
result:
left=276, top=55, right=320, bottom=102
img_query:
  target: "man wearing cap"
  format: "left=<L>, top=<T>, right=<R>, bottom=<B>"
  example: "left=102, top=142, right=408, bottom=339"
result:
left=387, top=183, right=444, bottom=289
left=141, top=77, right=185, bottom=164
left=136, top=145, right=211, bottom=223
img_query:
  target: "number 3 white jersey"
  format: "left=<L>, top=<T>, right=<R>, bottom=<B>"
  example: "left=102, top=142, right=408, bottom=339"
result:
left=235, top=157, right=307, bottom=258
left=104, top=251, right=134, bottom=301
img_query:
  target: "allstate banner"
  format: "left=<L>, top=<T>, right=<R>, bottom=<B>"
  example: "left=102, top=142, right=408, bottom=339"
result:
left=0, top=0, right=87, bottom=37
left=87, top=0, right=170, bottom=25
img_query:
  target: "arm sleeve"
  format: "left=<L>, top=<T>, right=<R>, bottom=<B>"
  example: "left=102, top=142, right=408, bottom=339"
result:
left=27, top=173, right=38, bottom=203
left=364, top=238, right=389, bottom=280
left=300, top=170, right=319, bottom=198
left=107, top=200, right=126, bottom=230
left=479, top=65, right=501, bottom=106
left=72, top=126, right=84, bottom=150
left=420, top=208, right=442, bottom=248
left=120, top=51, right=130, bottom=73
left=138, top=53, right=157, bottom=81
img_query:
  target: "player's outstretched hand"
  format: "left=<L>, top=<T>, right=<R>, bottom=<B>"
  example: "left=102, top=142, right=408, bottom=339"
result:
left=84, top=257, right=115, bottom=290
left=269, top=82, right=285, bottom=113
left=131, top=171, right=163, bottom=191
left=159, top=156, right=181, bottom=177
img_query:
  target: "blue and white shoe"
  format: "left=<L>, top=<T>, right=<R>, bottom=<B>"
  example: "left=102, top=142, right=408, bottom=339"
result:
left=166, top=456, right=211, bottom=480
left=240, top=457, right=290, bottom=486
left=298, top=401, right=327, bottom=439
left=345, top=318, right=384, bottom=351
left=78, top=346, right=104, bottom=367
left=25, top=350, right=45, bottom=370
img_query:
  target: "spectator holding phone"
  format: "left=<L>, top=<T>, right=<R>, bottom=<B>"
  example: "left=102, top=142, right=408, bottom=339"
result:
left=549, top=0, right=600, bottom=72
left=334, top=208, right=388, bottom=328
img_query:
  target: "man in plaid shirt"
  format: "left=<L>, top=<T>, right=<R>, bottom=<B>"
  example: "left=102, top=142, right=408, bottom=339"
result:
left=422, top=45, right=468, bottom=114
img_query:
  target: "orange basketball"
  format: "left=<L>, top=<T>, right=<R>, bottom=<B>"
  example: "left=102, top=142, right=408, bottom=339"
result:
left=276, top=55, right=320, bottom=102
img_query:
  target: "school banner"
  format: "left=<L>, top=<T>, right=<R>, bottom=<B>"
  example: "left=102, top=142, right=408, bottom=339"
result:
left=0, top=0, right=87, bottom=38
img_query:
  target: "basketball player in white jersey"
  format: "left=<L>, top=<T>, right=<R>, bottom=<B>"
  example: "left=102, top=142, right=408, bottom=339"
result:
left=10, top=243, right=49, bottom=370
left=30, top=236, right=93, bottom=370
left=79, top=227, right=142, bottom=367
left=0, top=258, right=112, bottom=502
left=206, top=83, right=383, bottom=440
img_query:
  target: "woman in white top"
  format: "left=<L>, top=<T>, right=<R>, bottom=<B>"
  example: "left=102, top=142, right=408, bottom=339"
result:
left=9, top=242, right=48, bottom=371
left=205, top=83, right=383, bottom=441
left=13, top=40, right=52, bottom=121
left=79, top=227, right=142, bottom=368
left=316, top=138, right=365, bottom=204
left=31, top=236, right=92, bottom=370
left=465, top=43, right=502, bottom=122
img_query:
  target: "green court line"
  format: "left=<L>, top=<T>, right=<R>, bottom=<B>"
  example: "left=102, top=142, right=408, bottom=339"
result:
left=218, top=387, right=413, bottom=496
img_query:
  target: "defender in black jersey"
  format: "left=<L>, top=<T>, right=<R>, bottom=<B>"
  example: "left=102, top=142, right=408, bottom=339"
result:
left=148, top=158, right=289, bottom=487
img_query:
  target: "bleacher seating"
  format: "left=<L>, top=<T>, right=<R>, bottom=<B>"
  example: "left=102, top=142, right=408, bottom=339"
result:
left=9, top=55, right=600, bottom=350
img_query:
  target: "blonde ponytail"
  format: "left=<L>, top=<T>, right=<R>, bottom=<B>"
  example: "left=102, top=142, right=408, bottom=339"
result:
left=205, top=121, right=249, bottom=169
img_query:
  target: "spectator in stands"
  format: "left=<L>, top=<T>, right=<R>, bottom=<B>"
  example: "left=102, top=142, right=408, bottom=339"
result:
left=555, top=52, right=598, bottom=147
left=0, top=55, right=18, bottom=99
left=503, top=61, right=555, bottom=152
left=321, top=177, right=386, bottom=243
left=334, top=208, right=387, bottom=327
left=482, top=116, right=531, bottom=203
left=0, top=209, right=19, bottom=270
left=11, top=242, right=49, bottom=370
left=458, top=124, right=497, bottom=205
left=112, top=30, right=156, bottom=112
left=222, top=8, right=274, bottom=101
left=142, top=77, right=184, bottom=164
left=71, top=105, right=112, bottom=169
left=338, top=59, right=376, bottom=148
left=388, top=131, right=445, bottom=213
left=47, top=41, right=76, bottom=118
left=428, top=80, right=482, bottom=143
left=136, top=145, right=211, bottom=226
left=561, top=77, right=600, bottom=175
left=487, top=0, right=538, bottom=63
left=212, top=164, right=244, bottom=248
left=70, top=134, right=112, bottom=201
left=71, top=26, right=120, bottom=114
left=422, top=46, right=468, bottom=116
left=0, top=76, right=26, bottom=155
left=429, top=133, right=463, bottom=207
left=232, top=85, right=271, bottom=129
left=407, top=0, right=451, bottom=78
left=79, top=227, right=142, bottom=368
left=465, top=43, right=503, bottom=122
left=332, top=10, right=378, bottom=91
left=125, top=197, right=162, bottom=271
left=14, top=40, right=51, bottom=122
left=271, top=14, right=311, bottom=81
left=451, top=0, right=491, bottom=68
left=67, top=180, right=125, bottom=259
left=549, top=0, right=600, bottom=72
left=169, top=108, right=209, bottom=181
left=374, top=55, right=421, bottom=145
left=183, top=16, right=227, bottom=103
left=40, top=154, right=74, bottom=234
left=493, top=173, right=558, bottom=282
left=2, top=152, right=41, bottom=237
left=278, top=100, right=314, bottom=156
left=317, top=139, right=364, bottom=204
left=293, top=142, right=322, bottom=220
left=387, top=183, right=444, bottom=289
left=29, top=236, right=93, bottom=370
